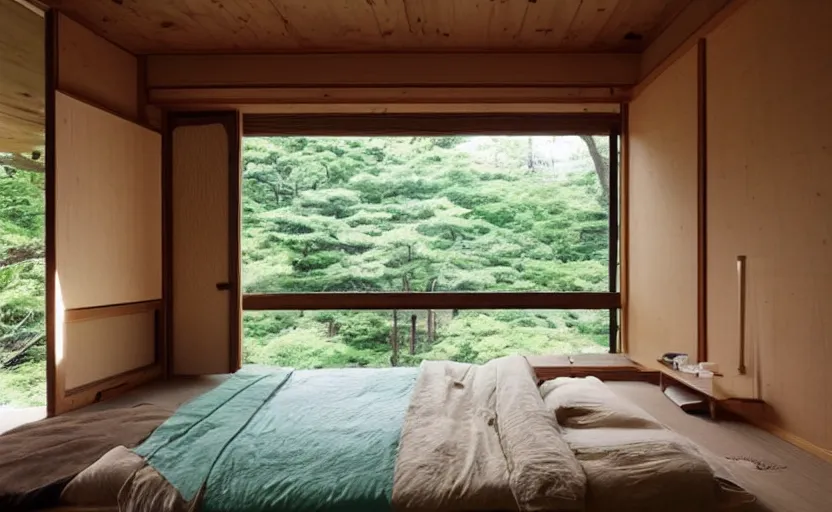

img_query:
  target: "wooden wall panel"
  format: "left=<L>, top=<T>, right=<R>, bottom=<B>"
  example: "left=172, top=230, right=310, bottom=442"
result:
left=55, top=92, right=161, bottom=309
left=172, top=123, right=230, bottom=375
left=627, top=46, right=698, bottom=366
left=63, top=311, right=155, bottom=390
left=57, top=14, right=137, bottom=120
left=706, top=0, right=832, bottom=452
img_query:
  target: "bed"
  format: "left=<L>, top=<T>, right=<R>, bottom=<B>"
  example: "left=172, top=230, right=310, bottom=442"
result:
left=0, top=356, right=758, bottom=512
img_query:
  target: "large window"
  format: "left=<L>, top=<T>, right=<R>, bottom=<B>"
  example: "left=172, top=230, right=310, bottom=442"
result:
left=241, top=115, right=619, bottom=364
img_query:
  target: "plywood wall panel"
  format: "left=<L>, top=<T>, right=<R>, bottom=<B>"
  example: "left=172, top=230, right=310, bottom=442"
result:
left=57, top=14, right=137, bottom=120
left=55, top=92, right=161, bottom=309
left=706, top=0, right=832, bottom=451
left=172, top=124, right=230, bottom=375
left=63, top=311, right=156, bottom=390
left=627, top=46, right=698, bottom=365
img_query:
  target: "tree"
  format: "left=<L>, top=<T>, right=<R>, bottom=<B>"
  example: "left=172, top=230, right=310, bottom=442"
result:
left=578, top=135, right=610, bottom=202
left=235, top=135, right=612, bottom=373
left=1, top=157, right=46, bottom=405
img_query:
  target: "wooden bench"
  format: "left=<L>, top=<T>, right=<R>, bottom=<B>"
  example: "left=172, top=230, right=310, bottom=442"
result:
left=527, top=353, right=659, bottom=384
left=647, top=360, right=765, bottom=420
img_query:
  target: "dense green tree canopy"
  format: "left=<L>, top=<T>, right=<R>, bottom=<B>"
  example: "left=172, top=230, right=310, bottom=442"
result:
left=241, top=135, right=612, bottom=370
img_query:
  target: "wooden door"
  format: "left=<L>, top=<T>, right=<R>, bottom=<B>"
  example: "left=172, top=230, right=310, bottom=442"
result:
left=168, top=112, right=241, bottom=375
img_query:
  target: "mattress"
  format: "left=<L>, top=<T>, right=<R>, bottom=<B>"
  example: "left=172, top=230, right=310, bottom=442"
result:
left=11, top=358, right=758, bottom=512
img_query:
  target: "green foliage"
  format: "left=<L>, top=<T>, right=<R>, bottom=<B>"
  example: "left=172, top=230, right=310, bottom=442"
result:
left=1, top=164, right=46, bottom=406
left=242, top=136, right=612, bottom=369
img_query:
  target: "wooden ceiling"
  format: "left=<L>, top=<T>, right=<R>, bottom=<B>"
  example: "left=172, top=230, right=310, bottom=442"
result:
left=0, top=1, right=44, bottom=155
left=43, top=0, right=694, bottom=54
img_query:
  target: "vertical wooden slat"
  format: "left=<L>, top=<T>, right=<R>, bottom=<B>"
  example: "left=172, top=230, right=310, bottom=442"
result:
left=161, top=110, right=173, bottom=378
left=228, top=112, right=242, bottom=372
left=697, top=38, right=708, bottom=363
left=608, top=127, right=620, bottom=353
left=45, top=7, right=58, bottom=417
left=619, top=102, right=630, bottom=354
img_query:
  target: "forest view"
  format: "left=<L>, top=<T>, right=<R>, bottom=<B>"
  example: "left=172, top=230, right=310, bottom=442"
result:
left=242, top=135, right=613, bottom=370
left=0, top=154, right=45, bottom=407
left=0, top=134, right=614, bottom=407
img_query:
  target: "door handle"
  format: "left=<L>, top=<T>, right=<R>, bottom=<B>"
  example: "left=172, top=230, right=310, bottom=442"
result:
left=216, top=282, right=230, bottom=291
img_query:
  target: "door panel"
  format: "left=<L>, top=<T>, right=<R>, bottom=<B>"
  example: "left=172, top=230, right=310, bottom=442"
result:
left=170, top=117, right=240, bottom=375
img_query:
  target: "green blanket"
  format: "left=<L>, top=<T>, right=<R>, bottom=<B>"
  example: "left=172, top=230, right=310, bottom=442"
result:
left=134, top=366, right=419, bottom=512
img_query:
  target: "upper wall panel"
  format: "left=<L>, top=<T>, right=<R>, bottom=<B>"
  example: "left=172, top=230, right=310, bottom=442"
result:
left=57, top=14, right=137, bottom=120
left=627, top=46, right=698, bottom=365
left=55, top=92, right=161, bottom=310
left=44, top=0, right=692, bottom=53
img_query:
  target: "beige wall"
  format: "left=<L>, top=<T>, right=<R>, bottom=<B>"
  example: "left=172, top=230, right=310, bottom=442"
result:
left=706, top=0, right=832, bottom=452
left=627, top=46, right=699, bottom=366
left=63, top=311, right=156, bottom=389
left=55, top=93, right=161, bottom=310
left=627, top=0, right=832, bottom=454
left=54, top=92, right=161, bottom=393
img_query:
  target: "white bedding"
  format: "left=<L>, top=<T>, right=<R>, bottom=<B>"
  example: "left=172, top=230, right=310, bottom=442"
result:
left=541, top=376, right=758, bottom=512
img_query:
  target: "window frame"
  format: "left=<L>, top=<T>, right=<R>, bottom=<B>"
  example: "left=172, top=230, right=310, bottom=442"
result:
left=240, top=113, right=621, bottom=352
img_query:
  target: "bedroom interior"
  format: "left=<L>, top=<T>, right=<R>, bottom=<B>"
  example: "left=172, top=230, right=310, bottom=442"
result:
left=0, top=0, right=830, bottom=511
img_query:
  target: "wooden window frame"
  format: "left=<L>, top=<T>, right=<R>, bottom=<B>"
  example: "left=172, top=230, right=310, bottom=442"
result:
left=240, top=113, right=621, bottom=352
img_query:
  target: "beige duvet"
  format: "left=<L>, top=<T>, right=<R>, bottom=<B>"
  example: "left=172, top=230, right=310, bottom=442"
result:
left=62, top=357, right=757, bottom=512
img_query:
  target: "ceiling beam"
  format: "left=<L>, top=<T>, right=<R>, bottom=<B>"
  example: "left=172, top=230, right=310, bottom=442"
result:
left=12, top=0, right=46, bottom=17
left=147, top=86, right=629, bottom=114
left=146, top=53, right=640, bottom=89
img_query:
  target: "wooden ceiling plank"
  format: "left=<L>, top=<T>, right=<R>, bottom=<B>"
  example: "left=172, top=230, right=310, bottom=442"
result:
left=359, top=0, right=413, bottom=48
left=484, top=0, right=530, bottom=48
left=515, top=0, right=581, bottom=46
left=593, top=0, right=691, bottom=51
left=42, top=0, right=692, bottom=53
left=561, top=0, right=620, bottom=49
left=226, top=0, right=300, bottom=49
left=0, top=0, right=44, bottom=154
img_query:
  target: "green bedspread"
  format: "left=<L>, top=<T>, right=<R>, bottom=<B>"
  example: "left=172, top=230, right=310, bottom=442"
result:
left=134, top=366, right=419, bottom=512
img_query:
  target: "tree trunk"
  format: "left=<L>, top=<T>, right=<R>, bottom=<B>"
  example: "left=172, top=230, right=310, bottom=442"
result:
left=579, top=135, right=610, bottom=202
left=0, top=153, right=44, bottom=174
left=409, top=314, right=417, bottom=355
left=427, top=278, right=437, bottom=342
left=527, top=137, right=535, bottom=171
left=0, top=243, right=44, bottom=270
left=390, top=310, right=399, bottom=366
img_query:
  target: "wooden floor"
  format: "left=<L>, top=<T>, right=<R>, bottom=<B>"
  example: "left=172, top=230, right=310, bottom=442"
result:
left=607, top=381, right=832, bottom=512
